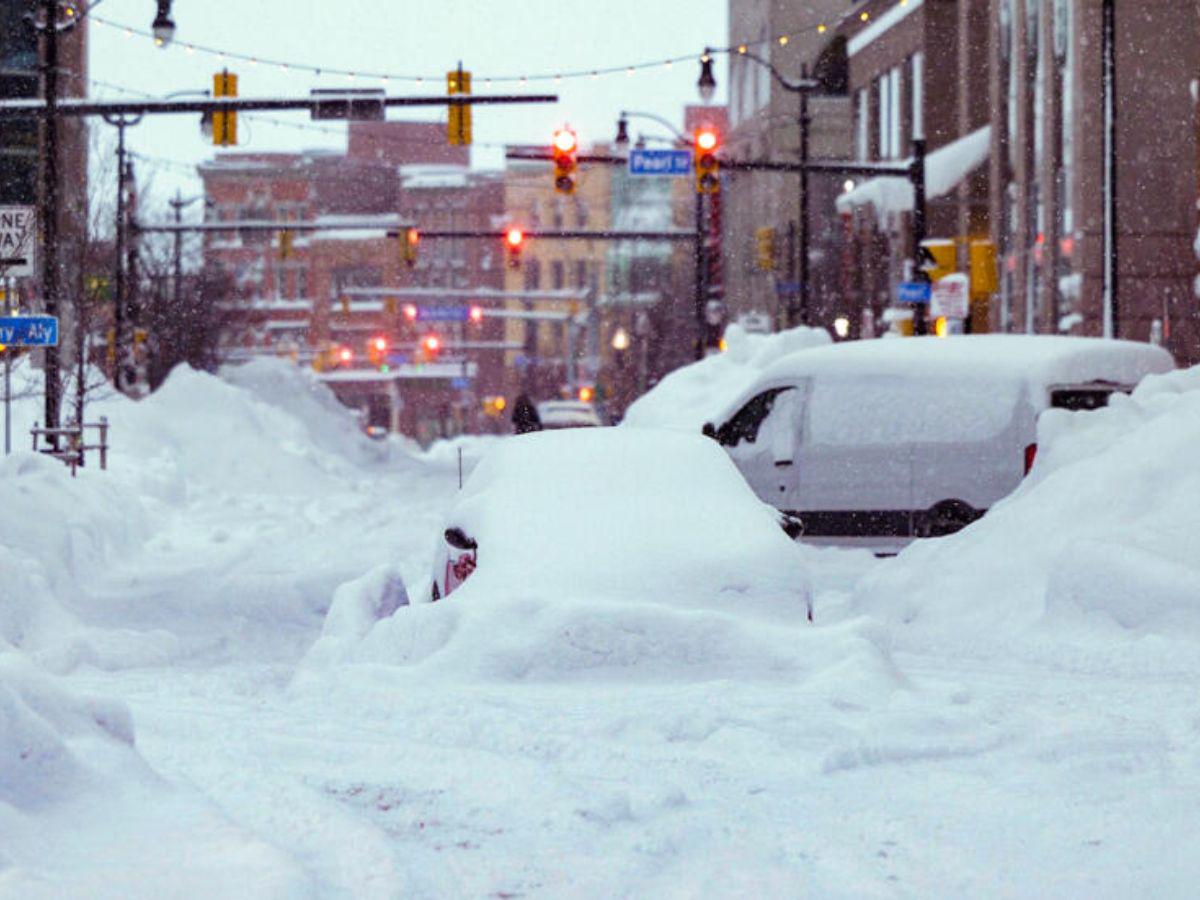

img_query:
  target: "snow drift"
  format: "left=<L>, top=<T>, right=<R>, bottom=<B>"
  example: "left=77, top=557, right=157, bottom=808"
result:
left=622, top=324, right=830, bottom=431
left=851, top=365, right=1200, bottom=665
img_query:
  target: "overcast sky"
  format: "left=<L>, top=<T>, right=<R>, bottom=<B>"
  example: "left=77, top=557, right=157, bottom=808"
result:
left=87, top=0, right=729, bottom=212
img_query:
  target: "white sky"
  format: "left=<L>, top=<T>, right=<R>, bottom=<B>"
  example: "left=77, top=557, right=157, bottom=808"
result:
left=86, top=0, right=729, bottom=210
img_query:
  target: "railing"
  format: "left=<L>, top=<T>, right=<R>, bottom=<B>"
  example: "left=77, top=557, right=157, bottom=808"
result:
left=31, top=417, right=109, bottom=477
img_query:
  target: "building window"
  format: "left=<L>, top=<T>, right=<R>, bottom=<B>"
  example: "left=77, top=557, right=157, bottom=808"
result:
left=552, top=260, right=565, bottom=290
left=888, top=68, right=902, bottom=158
left=911, top=53, right=924, bottom=141
left=523, top=258, right=541, bottom=291
left=296, top=268, right=308, bottom=300
left=552, top=201, right=564, bottom=229
left=856, top=88, right=870, bottom=160
left=575, top=260, right=587, bottom=289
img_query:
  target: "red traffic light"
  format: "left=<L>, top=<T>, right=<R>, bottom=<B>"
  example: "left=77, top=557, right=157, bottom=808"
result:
left=405, top=227, right=420, bottom=246
left=468, top=305, right=484, bottom=324
left=695, top=128, right=718, bottom=152
left=552, top=127, right=578, bottom=154
left=505, top=227, right=524, bottom=248
left=337, top=346, right=353, bottom=364
left=423, top=334, right=441, bottom=354
left=370, top=335, right=388, bottom=353
left=402, top=303, right=418, bottom=321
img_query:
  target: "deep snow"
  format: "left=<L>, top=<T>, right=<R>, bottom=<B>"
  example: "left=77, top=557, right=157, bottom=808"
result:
left=4, top=353, right=1200, bottom=897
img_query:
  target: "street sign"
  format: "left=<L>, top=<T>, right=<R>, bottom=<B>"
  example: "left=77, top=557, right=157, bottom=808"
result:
left=628, top=148, right=693, bottom=177
left=413, top=306, right=471, bottom=322
left=0, top=206, right=37, bottom=278
left=897, top=281, right=932, bottom=304
left=774, top=280, right=801, bottom=296
left=931, top=273, right=970, bottom=319
left=310, top=89, right=385, bottom=121
left=0, top=315, right=58, bottom=346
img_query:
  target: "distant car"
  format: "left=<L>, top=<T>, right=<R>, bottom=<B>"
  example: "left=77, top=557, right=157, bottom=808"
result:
left=703, top=335, right=1174, bottom=549
left=363, top=425, right=389, bottom=441
left=535, top=400, right=603, bottom=429
left=428, top=428, right=811, bottom=620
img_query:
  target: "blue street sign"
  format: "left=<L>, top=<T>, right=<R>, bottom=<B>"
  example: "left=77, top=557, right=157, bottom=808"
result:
left=413, top=306, right=470, bottom=322
left=450, top=376, right=471, bottom=390
left=0, top=315, right=58, bottom=347
left=897, top=281, right=932, bottom=304
left=628, top=148, right=693, bottom=177
left=774, top=281, right=802, bottom=296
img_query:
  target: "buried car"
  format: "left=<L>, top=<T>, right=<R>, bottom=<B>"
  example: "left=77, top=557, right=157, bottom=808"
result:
left=428, top=427, right=812, bottom=620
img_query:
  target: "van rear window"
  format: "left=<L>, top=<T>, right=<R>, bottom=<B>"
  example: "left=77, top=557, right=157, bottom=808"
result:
left=1049, top=387, right=1124, bottom=411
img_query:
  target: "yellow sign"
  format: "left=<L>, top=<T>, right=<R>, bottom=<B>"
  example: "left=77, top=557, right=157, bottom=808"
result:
left=755, top=226, right=776, bottom=271
left=447, top=67, right=472, bottom=146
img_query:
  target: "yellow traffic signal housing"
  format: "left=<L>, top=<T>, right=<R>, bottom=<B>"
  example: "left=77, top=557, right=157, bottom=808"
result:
left=919, top=238, right=956, bottom=281
left=694, top=127, right=720, bottom=195
left=969, top=239, right=998, bottom=295
left=212, top=70, right=238, bottom=147
left=402, top=227, right=420, bottom=268
left=755, top=226, right=776, bottom=271
left=447, top=67, right=472, bottom=146
left=552, top=128, right=578, bottom=195
left=278, top=229, right=294, bottom=260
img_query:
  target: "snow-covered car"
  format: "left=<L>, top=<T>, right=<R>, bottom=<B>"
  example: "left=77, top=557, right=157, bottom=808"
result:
left=428, top=427, right=812, bottom=619
left=703, top=335, right=1174, bottom=548
left=535, top=400, right=603, bottom=429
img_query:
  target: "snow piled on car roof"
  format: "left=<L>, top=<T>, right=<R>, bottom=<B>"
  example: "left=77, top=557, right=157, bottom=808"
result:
left=621, top=324, right=830, bottom=431
left=850, top=365, right=1200, bottom=671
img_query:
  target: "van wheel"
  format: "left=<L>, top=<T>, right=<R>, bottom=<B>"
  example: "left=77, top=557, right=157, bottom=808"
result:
left=915, top=500, right=978, bottom=538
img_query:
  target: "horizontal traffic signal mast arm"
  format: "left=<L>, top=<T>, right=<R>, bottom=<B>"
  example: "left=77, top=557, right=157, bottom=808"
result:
left=0, top=93, right=557, bottom=120
left=504, top=149, right=916, bottom=177
left=342, top=286, right=587, bottom=301
left=133, top=221, right=699, bottom=241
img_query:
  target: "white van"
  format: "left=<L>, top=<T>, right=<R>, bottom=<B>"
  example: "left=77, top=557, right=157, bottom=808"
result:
left=703, top=336, right=1173, bottom=547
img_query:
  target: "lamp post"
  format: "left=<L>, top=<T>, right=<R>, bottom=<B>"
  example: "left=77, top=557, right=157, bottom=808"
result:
left=698, top=48, right=819, bottom=328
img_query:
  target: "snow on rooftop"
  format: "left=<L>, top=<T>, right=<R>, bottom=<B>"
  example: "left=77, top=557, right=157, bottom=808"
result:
left=836, top=126, right=992, bottom=220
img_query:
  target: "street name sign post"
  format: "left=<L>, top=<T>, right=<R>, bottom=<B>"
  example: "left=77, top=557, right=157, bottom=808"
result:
left=628, top=148, right=693, bottom=177
left=1, top=315, right=59, bottom=456
left=0, top=206, right=37, bottom=278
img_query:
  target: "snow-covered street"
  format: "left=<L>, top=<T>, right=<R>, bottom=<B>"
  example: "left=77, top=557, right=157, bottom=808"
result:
left=5, top=359, right=1200, bottom=898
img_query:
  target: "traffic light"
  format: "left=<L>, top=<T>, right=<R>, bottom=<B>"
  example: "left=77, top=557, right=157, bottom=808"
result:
left=402, top=227, right=419, bottom=268
left=447, top=65, right=472, bottom=146
left=278, top=228, right=294, bottom=260
left=578, top=385, right=595, bottom=403
left=468, top=305, right=484, bottom=325
left=504, top=227, right=524, bottom=268
left=212, top=69, right=238, bottom=146
left=755, top=226, right=776, bottom=271
left=694, top=126, right=720, bottom=194
left=402, top=303, right=419, bottom=322
left=551, top=127, right=578, bottom=195
left=337, top=345, right=354, bottom=366
left=367, top=334, right=388, bottom=367
left=421, top=333, right=441, bottom=361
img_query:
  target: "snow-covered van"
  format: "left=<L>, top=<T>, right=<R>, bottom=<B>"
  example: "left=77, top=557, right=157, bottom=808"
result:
left=702, top=336, right=1174, bottom=547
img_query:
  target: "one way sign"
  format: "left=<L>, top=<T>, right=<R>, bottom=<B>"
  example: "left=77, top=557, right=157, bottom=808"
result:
left=0, top=205, right=37, bottom=278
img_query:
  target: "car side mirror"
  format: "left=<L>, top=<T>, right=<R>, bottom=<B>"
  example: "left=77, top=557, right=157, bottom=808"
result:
left=444, top=527, right=478, bottom=551
left=702, top=422, right=716, bottom=439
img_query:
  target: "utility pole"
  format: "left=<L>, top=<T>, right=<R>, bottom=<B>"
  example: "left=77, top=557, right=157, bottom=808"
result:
left=1101, top=0, right=1118, bottom=338
left=910, top=138, right=929, bottom=336
left=38, top=0, right=62, bottom=439
left=796, top=64, right=812, bottom=327
left=171, top=190, right=185, bottom=309
left=693, top=191, right=707, bottom=360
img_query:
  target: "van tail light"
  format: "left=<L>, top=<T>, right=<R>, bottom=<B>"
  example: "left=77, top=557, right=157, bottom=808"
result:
left=1023, top=442, right=1038, bottom=476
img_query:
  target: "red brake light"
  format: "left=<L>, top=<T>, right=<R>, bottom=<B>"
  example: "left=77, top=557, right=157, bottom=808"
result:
left=1024, top=442, right=1038, bottom=476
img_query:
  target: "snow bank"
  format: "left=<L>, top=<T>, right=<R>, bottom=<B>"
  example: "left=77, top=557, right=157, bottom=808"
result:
left=851, top=366, right=1200, bottom=667
left=622, top=324, right=830, bottom=431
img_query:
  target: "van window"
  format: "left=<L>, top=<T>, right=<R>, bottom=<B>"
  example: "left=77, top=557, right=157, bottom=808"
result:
left=807, top=377, right=1020, bottom=445
left=718, top=387, right=795, bottom=447
left=1050, top=385, right=1129, bottom=411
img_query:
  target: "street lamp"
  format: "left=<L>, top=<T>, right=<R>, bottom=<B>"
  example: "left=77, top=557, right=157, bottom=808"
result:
left=698, top=47, right=819, bottom=329
left=152, top=1, right=176, bottom=47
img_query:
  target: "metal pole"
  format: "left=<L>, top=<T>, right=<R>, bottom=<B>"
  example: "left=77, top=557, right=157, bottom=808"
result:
left=797, top=66, right=811, bottom=328
left=4, top=350, right=10, bottom=456
left=39, top=0, right=61, bottom=439
left=172, top=190, right=183, bottom=309
left=911, top=138, right=929, bottom=336
left=694, top=190, right=707, bottom=360
left=113, top=120, right=126, bottom=382
left=1101, top=0, right=1117, bottom=338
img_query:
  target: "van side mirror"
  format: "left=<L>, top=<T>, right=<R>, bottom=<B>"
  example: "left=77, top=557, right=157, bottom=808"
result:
left=444, top=527, right=478, bottom=551
left=702, top=422, right=716, bottom=439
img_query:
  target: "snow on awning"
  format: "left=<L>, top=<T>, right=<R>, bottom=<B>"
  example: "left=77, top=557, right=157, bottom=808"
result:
left=835, top=125, right=991, bottom=220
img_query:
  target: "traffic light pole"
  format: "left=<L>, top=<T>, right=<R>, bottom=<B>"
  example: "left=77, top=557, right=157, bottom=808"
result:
left=34, top=0, right=62, bottom=440
left=694, top=191, right=707, bottom=361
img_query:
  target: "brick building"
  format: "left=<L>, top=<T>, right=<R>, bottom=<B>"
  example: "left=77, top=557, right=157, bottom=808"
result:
left=198, top=121, right=511, bottom=442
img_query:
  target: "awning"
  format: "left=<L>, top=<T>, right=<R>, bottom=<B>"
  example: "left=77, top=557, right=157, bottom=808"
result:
left=835, top=125, right=991, bottom=220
